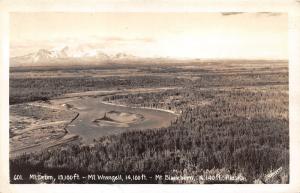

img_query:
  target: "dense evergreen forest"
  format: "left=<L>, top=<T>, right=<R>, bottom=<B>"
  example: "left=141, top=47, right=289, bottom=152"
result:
left=10, top=63, right=289, bottom=183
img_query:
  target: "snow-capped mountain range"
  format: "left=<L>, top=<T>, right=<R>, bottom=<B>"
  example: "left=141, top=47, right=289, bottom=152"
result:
left=10, top=45, right=138, bottom=65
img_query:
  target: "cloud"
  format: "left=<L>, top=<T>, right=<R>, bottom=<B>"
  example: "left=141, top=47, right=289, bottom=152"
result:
left=257, top=12, right=283, bottom=16
left=134, top=37, right=155, bottom=43
left=102, top=36, right=155, bottom=43
left=221, top=12, right=244, bottom=16
left=221, top=12, right=283, bottom=17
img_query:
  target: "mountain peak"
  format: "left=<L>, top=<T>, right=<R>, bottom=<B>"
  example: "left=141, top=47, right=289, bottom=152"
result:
left=36, top=49, right=51, bottom=55
left=113, top=52, right=136, bottom=60
left=10, top=45, right=128, bottom=65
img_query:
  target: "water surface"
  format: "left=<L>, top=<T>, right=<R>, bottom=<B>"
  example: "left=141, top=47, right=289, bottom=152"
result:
left=65, top=97, right=177, bottom=143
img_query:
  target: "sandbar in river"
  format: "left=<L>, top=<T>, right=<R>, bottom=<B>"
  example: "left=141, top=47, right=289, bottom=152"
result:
left=64, top=97, right=177, bottom=143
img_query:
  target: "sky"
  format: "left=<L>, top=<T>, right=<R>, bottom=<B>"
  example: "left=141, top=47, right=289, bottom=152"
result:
left=10, top=12, right=288, bottom=59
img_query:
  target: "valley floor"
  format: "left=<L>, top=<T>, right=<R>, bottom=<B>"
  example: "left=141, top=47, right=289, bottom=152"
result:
left=9, top=60, right=289, bottom=184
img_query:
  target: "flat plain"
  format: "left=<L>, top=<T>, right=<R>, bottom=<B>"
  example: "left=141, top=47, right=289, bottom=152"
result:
left=9, top=60, right=289, bottom=184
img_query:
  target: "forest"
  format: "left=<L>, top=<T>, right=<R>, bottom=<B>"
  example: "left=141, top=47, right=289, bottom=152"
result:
left=9, top=75, right=187, bottom=104
left=10, top=62, right=289, bottom=184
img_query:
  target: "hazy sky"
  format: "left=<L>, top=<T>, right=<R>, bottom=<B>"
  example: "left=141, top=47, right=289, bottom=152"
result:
left=10, top=12, right=288, bottom=59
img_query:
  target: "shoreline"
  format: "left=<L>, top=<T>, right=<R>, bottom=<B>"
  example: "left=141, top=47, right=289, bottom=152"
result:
left=101, top=100, right=180, bottom=116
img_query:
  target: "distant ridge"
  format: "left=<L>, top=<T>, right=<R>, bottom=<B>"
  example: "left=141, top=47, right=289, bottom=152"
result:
left=10, top=45, right=139, bottom=66
left=10, top=45, right=288, bottom=67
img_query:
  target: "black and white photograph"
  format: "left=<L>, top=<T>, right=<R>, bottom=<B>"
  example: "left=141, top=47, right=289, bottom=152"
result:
left=7, top=12, right=290, bottom=184
left=1, top=1, right=300, bottom=192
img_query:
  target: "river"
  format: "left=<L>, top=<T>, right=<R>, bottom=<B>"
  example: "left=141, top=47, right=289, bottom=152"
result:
left=65, top=97, right=177, bottom=143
